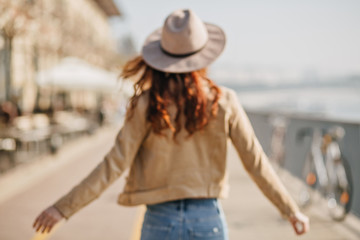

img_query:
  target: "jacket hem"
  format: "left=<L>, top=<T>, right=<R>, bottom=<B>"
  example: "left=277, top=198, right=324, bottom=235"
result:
left=117, top=184, right=229, bottom=206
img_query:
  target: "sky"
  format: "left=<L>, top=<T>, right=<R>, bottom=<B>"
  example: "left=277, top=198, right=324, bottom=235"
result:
left=112, top=0, right=360, bottom=83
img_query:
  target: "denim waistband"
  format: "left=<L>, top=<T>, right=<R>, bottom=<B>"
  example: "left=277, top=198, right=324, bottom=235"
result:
left=147, top=198, right=218, bottom=211
left=167, top=198, right=217, bottom=205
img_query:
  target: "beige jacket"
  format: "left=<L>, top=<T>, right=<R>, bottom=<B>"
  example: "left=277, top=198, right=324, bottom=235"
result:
left=53, top=86, right=299, bottom=219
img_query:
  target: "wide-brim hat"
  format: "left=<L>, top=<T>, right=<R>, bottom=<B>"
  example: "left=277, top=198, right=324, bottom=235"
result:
left=142, top=9, right=226, bottom=73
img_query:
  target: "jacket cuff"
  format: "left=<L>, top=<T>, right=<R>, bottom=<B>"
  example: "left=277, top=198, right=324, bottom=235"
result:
left=52, top=201, right=75, bottom=220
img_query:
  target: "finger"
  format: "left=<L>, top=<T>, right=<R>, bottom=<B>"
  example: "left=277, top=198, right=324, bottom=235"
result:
left=36, top=222, right=44, bottom=232
left=34, top=218, right=45, bottom=230
left=42, top=224, right=50, bottom=234
left=33, top=213, right=44, bottom=228
left=43, top=218, right=56, bottom=234
left=46, top=219, right=57, bottom=233
left=37, top=215, right=51, bottom=233
left=292, top=221, right=299, bottom=235
left=299, top=223, right=305, bottom=235
left=41, top=219, right=53, bottom=234
left=33, top=219, right=38, bottom=229
left=41, top=216, right=56, bottom=234
left=291, top=221, right=303, bottom=235
left=35, top=211, right=49, bottom=226
left=33, top=218, right=39, bottom=228
left=304, top=220, right=310, bottom=233
left=296, top=222, right=305, bottom=235
left=40, top=219, right=49, bottom=234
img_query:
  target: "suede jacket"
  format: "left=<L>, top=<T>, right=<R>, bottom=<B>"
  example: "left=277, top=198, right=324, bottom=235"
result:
left=53, top=86, right=299, bottom=219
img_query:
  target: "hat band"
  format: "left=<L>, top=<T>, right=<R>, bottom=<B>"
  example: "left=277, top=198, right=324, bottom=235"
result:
left=160, top=41, right=207, bottom=58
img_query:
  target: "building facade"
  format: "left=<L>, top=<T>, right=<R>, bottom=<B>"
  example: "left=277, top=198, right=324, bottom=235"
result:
left=0, top=0, right=121, bottom=113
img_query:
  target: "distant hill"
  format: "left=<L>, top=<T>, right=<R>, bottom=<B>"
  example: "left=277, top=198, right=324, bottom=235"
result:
left=221, top=75, right=360, bottom=92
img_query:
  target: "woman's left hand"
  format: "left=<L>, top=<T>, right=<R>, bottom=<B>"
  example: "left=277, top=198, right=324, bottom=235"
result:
left=289, top=211, right=310, bottom=235
left=33, top=206, right=64, bottom=233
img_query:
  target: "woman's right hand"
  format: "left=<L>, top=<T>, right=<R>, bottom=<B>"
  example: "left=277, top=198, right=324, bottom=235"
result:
left=33, top=206, right=64, bottom=233
left=288, top=211, right=310, bottom=235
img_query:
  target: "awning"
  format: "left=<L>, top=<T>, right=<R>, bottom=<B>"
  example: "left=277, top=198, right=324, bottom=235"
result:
left=36, top=57, right=121, bottom=93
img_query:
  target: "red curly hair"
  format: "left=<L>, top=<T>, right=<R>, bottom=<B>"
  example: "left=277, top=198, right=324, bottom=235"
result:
left=121, top=56, right=222, bottom=140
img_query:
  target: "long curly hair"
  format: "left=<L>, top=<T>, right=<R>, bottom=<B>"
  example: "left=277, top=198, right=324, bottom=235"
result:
left=121, top=56, right=222, bottom=140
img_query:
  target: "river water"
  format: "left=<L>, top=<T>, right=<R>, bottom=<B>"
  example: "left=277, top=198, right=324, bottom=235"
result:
left=232, top=86, right=360, bottom=123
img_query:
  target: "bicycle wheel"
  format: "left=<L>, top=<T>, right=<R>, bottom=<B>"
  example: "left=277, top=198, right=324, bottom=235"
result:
left=327, top=156, right=353, bottom=221
left=298, top=153, right=317, bottom=208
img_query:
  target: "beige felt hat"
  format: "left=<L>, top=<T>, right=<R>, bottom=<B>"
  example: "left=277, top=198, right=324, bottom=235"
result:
left=142, top=9, right=226, bottom=73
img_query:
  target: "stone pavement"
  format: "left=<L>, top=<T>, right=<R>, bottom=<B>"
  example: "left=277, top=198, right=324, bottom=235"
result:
left=0, top=127, right=359, bottom=240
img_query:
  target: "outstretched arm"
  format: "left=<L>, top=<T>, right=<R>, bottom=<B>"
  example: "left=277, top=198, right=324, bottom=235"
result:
left=33, top=94, right=150, bottom=232
left=227, top=89, right=309, bottom=235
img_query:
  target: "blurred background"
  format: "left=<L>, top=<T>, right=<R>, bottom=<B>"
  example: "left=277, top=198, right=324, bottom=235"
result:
left=0, top=0, right=138, bottom=171
left=0, top=0, right=359, bottom=239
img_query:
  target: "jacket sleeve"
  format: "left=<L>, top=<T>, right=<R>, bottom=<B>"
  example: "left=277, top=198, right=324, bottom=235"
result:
left=227, top=89, right=299, bottom=219
left=53, top=95, right=150, bottom=219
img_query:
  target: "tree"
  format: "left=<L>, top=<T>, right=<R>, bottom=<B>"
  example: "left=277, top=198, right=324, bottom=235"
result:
left=0, top=0, right=36, bottom=101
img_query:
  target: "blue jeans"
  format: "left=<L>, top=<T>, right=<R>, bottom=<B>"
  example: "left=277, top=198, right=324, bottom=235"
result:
left=140, top=198, right=228, bottom=240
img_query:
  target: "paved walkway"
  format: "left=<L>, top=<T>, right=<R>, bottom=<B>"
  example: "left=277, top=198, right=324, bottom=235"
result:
left=0, top=127, right=359, bottom=239
left=224, top=145, right=360, bottom=240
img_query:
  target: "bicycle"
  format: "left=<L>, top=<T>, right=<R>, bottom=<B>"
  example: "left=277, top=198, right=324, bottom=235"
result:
left=296, top=126, right=353, bottom=221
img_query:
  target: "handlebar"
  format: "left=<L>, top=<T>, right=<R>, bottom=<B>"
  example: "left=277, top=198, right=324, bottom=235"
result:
left=296, top=126, right=345, bottom=143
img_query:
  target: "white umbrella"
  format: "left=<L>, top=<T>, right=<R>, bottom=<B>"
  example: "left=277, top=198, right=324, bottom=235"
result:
left=36, top=57, right=120, bottom=93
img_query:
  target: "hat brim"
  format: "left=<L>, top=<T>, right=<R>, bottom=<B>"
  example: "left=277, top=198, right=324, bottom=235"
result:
left=142, top=23, right=226, bottom=73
